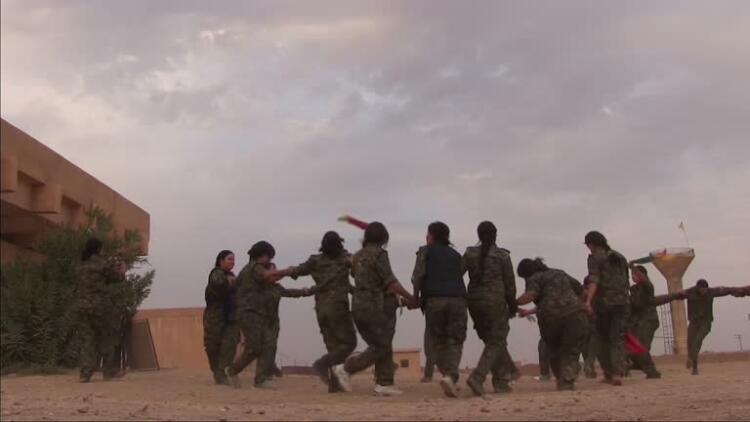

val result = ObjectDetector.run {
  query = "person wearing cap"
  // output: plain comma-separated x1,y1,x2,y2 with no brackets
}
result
659,279,743,375
410,222,468,398
583,231,630,386
224,241,296,388
290,231,357,393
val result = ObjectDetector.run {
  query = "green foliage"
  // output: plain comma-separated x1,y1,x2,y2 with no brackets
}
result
0,206,155,371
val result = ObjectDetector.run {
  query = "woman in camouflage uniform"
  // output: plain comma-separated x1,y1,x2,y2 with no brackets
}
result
203,250,238,385
583,231,630,386
291,231,357,393
626,265,662,379
332,222,416,396
516,258,588,391
463,221,517,396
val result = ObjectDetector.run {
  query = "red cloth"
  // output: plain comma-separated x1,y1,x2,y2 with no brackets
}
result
625,332,647,356
339,215,368,230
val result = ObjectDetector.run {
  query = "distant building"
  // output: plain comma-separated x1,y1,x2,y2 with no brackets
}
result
393,348,422,378
0,118,149,262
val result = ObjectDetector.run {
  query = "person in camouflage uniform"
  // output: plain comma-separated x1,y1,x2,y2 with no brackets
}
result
331,222,417,397
516,258,588,391
583,231,629,386
626,265,662,379
463,221,517,396
291,231,357,393
659,279,746,375
203,250,238,385
259,277,316,385
421,325,436,382
76,238,126,383
411,222,467,398
580,276,598,378
224,241,295,389
537,339,551,381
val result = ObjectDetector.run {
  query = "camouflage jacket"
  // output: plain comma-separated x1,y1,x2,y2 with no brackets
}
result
587,249,630,307
268,284,317,322
351,245,397,314
77,255,121,312
292,251,352,308
235,261,278,318
204,267,237,321
629,280,659,323
524,268,584,323
463,244,516,311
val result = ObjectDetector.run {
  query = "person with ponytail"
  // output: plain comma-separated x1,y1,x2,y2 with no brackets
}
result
77,237,126,383
203,250,238,385
583,230,630,386
410,222,467,398
331,222,417,397
290,231,357,392
462,221,517,396
515,258,588,391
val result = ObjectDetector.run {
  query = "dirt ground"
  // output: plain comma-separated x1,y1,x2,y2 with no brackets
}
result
2,359,749,421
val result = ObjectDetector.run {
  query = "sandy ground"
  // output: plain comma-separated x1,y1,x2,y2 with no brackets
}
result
2,360,749,421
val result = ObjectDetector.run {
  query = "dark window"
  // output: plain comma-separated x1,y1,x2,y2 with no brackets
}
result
400,359,409,368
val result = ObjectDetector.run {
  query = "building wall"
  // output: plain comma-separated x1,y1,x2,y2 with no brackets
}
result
0,118,149,261
393,349,422,378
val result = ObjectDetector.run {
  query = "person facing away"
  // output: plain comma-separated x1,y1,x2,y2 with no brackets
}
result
291,231,357,393
462,221,517,396
331,222,417,397
411,221,468,398
582,230,630,386
626,265,662,379
77,237,126,383
224,241,295,388
659,279,746,375
580,276,598,379
516,258,588,391
260,270,316,387
203,250,238,385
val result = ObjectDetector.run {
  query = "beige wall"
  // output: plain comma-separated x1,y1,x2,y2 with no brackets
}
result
0,118,149,261
393,350,422,378
134,308,208,371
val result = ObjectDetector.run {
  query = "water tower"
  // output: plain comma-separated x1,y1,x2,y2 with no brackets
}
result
632,248,695,355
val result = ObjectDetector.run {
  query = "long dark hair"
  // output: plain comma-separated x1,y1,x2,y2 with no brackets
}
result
517,257,549,279
320,231,345,258
477,221,497,278
363,222,389,247
81,237,103,261
585,230,625,268
248,241,276,260
428,221,451,246
215,250,233,267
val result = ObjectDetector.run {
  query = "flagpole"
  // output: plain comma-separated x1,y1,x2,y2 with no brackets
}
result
679,222,691,247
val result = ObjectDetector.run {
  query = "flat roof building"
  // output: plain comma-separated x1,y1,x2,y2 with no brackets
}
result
0,118,149,262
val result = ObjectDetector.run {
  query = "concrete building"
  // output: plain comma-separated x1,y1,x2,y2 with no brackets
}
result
0,118,149,262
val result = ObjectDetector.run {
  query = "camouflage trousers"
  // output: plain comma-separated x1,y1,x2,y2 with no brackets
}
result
230,310,275,386
468,301,512,387
423,297,467,382
203,307,240,379
540,311,589,386
314,300,357,368
594,304,627,378
345,295,398,386
687,319,712,365
423,323,436,379
581,322,598,376
538,338,550,377
629,318,659,376
78,309,119,379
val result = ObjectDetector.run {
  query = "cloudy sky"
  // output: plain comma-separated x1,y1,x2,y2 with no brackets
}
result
2,0,749,366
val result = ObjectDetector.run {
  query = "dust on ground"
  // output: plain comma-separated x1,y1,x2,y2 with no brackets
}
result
2,359,749,421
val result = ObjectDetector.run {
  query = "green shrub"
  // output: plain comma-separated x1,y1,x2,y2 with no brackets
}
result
0,206,155,371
